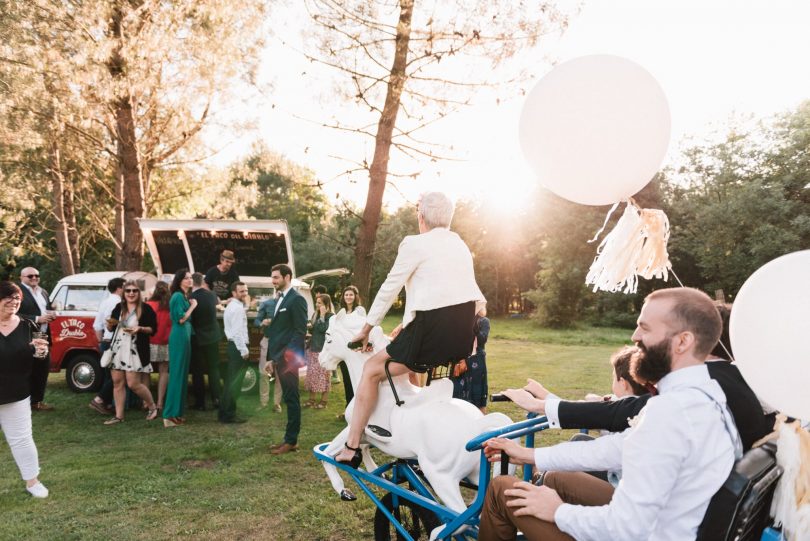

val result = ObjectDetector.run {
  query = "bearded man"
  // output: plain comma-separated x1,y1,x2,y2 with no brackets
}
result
478,287,742,541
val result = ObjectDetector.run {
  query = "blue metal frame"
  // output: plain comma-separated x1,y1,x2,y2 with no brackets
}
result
313,413,549,540
315,413,783,541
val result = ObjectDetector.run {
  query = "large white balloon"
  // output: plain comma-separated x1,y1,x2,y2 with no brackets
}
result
730,250,810,421
519,55,671,206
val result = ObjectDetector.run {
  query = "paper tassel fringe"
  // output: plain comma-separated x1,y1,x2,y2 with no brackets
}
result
770,419,810,540
585,200,672,294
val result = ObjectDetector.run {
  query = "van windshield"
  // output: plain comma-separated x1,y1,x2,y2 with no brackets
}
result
57,286,108,312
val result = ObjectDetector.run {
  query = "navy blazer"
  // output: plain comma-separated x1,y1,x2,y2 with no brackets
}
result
18,284,51,323
265,288,307,363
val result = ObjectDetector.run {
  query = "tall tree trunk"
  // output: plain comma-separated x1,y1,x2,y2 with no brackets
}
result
113,155,125,268
48,137,76,275
109,4,144,271
63,176,80,271
352,0,413,303
114,94,145,270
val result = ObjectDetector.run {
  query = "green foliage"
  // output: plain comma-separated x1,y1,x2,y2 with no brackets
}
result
662,103,810,298
522,192,612,328
523,102,810,325
293,203,420,303
453,201,539,315
1,0,268,271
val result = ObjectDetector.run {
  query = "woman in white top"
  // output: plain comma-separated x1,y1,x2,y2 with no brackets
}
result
335,191,485,467
334,285,365,420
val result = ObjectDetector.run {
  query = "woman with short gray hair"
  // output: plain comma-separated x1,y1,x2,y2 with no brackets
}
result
334,191,486,467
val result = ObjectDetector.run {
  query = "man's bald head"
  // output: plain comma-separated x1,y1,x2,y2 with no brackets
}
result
20,267,41,287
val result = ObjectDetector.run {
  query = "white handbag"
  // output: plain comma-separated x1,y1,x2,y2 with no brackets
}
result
100,347,113,368
100,325,120,368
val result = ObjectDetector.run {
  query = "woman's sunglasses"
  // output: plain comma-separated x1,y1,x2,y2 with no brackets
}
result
124,289,140,294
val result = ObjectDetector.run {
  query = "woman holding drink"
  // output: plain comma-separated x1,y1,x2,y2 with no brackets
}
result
0,281,50,498
104,281,159,425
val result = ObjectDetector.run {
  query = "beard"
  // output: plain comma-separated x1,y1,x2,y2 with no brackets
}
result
631,337,673,386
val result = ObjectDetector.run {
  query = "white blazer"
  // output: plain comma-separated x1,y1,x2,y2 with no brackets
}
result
366,227,486,328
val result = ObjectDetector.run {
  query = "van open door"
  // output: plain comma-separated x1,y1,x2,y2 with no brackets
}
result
138,219,295,281
297,268,351,283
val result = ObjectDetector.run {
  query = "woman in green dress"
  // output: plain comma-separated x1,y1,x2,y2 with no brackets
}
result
163,269,197,427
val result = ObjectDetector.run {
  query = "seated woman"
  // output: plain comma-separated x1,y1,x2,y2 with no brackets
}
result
334,191,486,467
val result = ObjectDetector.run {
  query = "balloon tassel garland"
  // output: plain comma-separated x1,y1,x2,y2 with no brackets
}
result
585,200,672,294
769,416,810,540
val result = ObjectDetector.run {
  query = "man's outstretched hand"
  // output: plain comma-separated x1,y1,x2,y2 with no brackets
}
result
523,378,551,400
502,388,547,415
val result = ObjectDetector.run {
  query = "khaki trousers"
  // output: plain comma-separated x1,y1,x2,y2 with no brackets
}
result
479,472,615,541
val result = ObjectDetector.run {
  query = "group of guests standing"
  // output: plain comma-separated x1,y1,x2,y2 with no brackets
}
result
2,191,493,499
87,271,199,427
87,250,242,427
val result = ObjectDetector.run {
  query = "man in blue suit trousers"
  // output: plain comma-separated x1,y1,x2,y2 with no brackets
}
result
266,264,308,455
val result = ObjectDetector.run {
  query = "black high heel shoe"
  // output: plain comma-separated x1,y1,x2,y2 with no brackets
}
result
337,442,362,469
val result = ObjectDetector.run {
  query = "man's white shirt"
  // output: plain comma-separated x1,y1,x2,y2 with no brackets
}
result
535,364,737,541
93,293,121,341
224,298,249,356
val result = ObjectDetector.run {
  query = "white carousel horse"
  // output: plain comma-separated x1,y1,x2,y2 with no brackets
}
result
318,310,512,519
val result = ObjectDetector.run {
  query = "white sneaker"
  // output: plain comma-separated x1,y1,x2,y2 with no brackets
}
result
26,482,49,498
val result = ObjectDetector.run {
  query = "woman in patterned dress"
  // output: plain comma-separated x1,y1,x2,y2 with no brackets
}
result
104,281,159,425
304,294,333,409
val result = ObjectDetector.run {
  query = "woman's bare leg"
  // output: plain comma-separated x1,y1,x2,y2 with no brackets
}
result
157,362,169,409
126,372,156,409
111,370,126,420
334,350,410,462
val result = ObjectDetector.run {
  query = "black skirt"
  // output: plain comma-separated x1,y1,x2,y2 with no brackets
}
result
386,301,476,372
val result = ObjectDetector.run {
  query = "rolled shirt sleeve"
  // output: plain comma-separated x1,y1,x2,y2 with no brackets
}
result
544,394,562,429
534,431,625,474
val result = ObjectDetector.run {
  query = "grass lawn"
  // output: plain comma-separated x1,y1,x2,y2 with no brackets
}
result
0,317,629,540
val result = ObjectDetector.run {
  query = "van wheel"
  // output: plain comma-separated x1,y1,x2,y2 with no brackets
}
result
66,353,103,393
241,364,259,395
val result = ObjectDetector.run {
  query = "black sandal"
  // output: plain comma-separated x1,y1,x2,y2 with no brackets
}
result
337,443,362,469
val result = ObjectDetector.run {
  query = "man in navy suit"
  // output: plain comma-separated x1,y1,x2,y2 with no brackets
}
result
18,267,56,411
266,264,307,455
